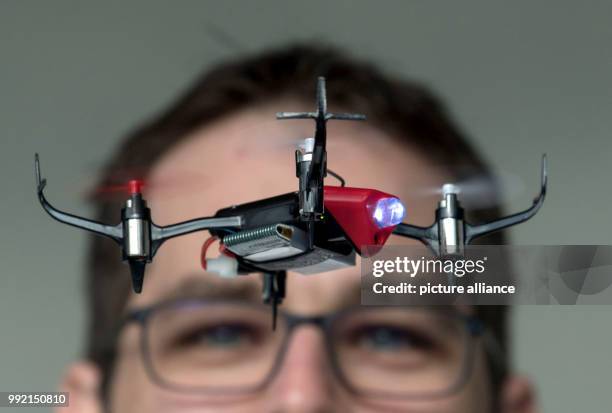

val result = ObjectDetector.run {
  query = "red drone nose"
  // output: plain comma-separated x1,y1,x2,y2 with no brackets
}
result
128,179,144,195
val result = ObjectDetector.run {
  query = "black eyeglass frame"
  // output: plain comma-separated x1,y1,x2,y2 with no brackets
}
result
116,299,489,401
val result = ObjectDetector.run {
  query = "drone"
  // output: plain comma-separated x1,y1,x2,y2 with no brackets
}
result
35,76,547,326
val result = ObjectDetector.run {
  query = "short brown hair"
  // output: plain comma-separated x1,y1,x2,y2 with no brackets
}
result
86,43,509,399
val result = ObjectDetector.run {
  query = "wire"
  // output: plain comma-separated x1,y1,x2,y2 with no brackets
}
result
219,243,236,258
200,236,218,270
327,169,346,187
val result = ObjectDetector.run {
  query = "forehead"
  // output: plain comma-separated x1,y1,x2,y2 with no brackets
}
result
127,103,447,312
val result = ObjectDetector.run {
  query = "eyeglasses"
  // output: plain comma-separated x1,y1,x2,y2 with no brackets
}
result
119,300,486,400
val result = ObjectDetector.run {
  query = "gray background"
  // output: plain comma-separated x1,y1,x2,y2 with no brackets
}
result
1,1,611,411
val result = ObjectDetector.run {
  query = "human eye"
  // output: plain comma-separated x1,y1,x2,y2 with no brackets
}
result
349,324,434,353
178,322,261,350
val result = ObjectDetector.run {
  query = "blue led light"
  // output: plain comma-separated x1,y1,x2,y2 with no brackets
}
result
372,197,406,228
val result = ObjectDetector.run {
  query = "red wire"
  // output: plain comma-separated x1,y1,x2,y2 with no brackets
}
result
219,243,236,258
200,236,219,270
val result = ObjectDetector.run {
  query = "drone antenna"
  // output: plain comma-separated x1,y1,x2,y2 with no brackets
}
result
277,77,365,218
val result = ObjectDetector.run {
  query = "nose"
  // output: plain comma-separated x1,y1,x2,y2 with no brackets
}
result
264,325,343,413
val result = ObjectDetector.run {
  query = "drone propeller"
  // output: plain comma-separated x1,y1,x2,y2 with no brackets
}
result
277,76,365,219
394,154,547,255
407,168,527,209
35,154,243,293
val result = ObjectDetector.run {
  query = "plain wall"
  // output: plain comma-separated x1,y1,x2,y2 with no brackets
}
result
1,1,611,411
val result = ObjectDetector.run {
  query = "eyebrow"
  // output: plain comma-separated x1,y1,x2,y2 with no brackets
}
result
154,274,262,304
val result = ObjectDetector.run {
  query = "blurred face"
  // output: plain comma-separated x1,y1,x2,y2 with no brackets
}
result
59,102,537,413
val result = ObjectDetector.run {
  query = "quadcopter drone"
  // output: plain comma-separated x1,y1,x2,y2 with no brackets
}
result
35,77,547,325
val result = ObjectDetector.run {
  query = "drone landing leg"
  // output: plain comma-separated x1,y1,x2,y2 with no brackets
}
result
128,259,147,293
262,271,286,330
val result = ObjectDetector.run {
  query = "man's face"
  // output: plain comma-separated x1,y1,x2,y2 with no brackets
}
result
60,103,536,413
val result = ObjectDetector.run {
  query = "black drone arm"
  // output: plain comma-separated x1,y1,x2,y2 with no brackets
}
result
35,154,123,243
152,216,243,241
393,222,440,252
465,154,547,243
150,216,242,255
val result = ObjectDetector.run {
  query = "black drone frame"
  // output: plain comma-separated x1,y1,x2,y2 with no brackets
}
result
35,75,548,328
